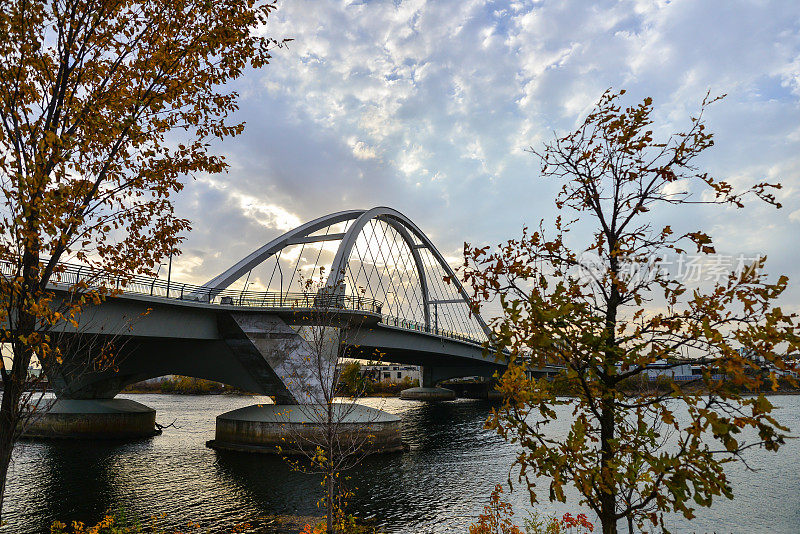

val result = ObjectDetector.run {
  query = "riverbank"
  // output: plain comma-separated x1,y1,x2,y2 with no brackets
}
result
50,512,335,534
122,376,246,395
544,373,800,397
121,375,413,397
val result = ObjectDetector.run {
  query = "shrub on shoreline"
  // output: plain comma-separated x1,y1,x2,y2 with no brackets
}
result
123,376,246,395
337,371,419,397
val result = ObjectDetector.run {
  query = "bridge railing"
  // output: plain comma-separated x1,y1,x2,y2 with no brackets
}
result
0,259,383,314
381,314,485,346
2,259,487,346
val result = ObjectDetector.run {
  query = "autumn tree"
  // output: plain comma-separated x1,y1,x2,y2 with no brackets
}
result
463,90,799,533
279,276,391,534
339,360,370,397
0,0,286,519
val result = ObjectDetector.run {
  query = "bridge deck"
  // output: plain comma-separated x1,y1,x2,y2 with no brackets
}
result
18,260,488,348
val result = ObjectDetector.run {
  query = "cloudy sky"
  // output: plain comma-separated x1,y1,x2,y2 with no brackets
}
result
170,0,800,313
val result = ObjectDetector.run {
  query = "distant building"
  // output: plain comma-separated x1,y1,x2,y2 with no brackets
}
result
738,347,798,378
644,359,694,380
608,358,712,381
360,364,420,383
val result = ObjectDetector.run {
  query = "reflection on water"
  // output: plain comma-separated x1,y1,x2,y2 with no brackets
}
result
2,394,799,533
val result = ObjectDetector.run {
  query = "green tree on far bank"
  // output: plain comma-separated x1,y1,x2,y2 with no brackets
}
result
339,361,370,397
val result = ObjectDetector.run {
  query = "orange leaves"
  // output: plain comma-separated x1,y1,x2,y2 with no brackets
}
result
685,231,715,254
0,0,289,288
462,85,799,534
560,513,594,533
0,3,288,508
300,523,325,534
468,485,524,534
469,488,594,534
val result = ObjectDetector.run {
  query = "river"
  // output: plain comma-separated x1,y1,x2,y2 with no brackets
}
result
1,394,798,533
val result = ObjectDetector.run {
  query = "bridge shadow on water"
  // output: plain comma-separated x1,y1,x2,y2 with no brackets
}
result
8,437,161,531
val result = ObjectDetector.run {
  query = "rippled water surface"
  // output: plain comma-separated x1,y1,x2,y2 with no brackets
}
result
2,394,799,533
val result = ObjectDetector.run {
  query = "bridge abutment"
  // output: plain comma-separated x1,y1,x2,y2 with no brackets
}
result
22,399,157,440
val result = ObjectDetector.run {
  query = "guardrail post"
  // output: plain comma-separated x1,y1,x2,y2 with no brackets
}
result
180,284,185,300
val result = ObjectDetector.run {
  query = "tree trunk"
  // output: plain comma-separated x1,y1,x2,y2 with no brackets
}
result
0,250,40,521
599,396,617,534
600,250,620,534
0,383,20,520
326,401,334,533
0,340,33,521
327,470,335,533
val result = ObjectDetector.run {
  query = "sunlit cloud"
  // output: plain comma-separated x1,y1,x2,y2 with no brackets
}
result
168,0,800,315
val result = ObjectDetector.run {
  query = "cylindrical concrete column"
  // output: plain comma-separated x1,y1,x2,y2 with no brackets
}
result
399,386,456,401
420,365,434,388
400,366,455,401
23,399,157,440
207,403,404,454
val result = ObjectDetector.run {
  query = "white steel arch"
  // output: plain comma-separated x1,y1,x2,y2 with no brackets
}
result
196,209,362,299
199,207,491,340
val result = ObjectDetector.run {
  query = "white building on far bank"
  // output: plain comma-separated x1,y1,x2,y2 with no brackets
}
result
360,364,420,383
644,360,694,380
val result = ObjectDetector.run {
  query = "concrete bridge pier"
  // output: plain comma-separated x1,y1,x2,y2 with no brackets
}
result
207,403,403,454
23,398,158,440
207,317,404,454
444,380,503,400
400,366,456,401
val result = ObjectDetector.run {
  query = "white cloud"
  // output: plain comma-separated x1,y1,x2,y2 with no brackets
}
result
397,144,430,177
170,0,800,313
661,179,690,198
349,139,379,160
197,177,301,232
240,198,301,232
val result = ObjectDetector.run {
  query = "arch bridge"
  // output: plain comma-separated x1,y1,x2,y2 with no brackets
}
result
44,207,539,404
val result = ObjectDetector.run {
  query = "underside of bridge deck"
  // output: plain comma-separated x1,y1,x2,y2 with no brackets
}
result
46,297,501,401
